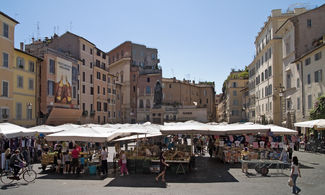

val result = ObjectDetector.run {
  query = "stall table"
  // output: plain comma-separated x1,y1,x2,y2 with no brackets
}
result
151,158,191,174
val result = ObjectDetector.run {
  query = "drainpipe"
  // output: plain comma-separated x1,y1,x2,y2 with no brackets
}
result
299,60,305,118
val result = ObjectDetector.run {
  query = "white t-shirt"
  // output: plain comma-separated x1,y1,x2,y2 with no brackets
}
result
291,164,299,175
101,150,108,161
121,153,127,164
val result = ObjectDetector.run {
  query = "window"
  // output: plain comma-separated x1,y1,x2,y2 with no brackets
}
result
121,50,124,57
108,111,110,118
16,57,25,69
133,86,136,92
261,72,264,81
139,99,144,108
108,98,111,104
297,78,300,88
72,67,78,81
2,81,8,97
147,78,150,83
17,76,23,88
90,87,94,95
169,84,172,88
90,62,93,68
73,86,76,98
146,86,151,94
315,52,322,61
152,53,155,60
103,116,106,123
307,19,312,28
48,81,54,96
315,70,322,82
146,99,151,108
49,59,55,74
233,99,238,105
97,72,101,79
307,74,311,84
103,103,107,112
108,88,111,94
82,85,85,94
113,89,116,94
27,107,32,120
308,95,312,109
82,103,85,111
233,90,237,96
28,79,34,90
98,116,100,124
265,69,268,79
82,72,85,82
97,86,100,94
3,22,9,38
82,44,85,51
90,74,93,84
103,74,106,81
2,52,8,68
0,108,10,120
97,102,101,111
16,103,22,120
232,82,237,88
305,57,311,66
287,99,292,110
297,97,300,110
90,104,93,112
108,77,110,83
97,49,101,57
103,87,105,95
90,49,93,55
82,59,85,65
286,74,291,89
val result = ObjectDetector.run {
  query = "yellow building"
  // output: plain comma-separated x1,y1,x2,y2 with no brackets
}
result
0,12,18,123
12,48,41,127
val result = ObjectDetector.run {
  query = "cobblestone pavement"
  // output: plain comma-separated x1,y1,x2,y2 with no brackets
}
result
1,150,324,195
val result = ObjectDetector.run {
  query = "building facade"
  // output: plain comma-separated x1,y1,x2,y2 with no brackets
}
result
12,48,40,127
224,71,248,123
248,9,304,125
276,5,325,128
0,12,18,123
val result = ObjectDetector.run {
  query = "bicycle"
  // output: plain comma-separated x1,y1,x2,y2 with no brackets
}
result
0,164,37,185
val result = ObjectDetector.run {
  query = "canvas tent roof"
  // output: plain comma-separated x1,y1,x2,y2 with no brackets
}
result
0,123,36,138
266,125,298,135
29,125,63,134
294,119,325,130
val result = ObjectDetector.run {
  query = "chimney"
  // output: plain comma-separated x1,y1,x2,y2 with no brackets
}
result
271,9,282,17
294,8,307,15
20,42,24,51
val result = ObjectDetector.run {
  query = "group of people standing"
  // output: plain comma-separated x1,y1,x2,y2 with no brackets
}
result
54,145,83,174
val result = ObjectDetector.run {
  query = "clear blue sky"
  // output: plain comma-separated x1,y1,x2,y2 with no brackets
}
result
2,0,324,93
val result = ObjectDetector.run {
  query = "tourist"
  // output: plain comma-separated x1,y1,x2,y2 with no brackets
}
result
71,146,80,174
279,148,288,163
288,145,293,162
241,147,250,174
155,151,169,182
120,150,129,176
63,150,71,174
80,154,85,173
290,156,301,194
56,148,63,174
101,147,108,175
4,148,11,171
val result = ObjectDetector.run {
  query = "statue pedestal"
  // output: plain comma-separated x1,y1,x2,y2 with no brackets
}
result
151,107,164,124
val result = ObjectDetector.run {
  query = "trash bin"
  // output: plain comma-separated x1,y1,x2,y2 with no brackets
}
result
89,165,97,175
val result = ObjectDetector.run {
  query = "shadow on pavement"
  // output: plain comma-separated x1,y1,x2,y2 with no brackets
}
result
37,173,110,180
105,157,238,188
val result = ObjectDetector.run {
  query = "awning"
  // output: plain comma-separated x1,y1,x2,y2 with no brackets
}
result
265,124,298,135
294,119,325,129
46,108,82,125
0,123,36,138
29,125,63,135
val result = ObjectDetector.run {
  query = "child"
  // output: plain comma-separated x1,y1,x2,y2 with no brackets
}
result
63,150,71,174
80,155,85,173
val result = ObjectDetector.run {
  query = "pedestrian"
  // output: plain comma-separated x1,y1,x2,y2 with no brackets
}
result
9,149,24,180
80,154,85,173
241,147,250,174
120,150,129,176
71,146,80,174
63,150,71,174
56,148,63,174
288,145,293,162
4,148,11,171
155,151,169,183
101,147,108,175
290,156,301,194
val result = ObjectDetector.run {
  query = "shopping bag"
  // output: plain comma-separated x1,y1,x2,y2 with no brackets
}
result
288,177,293,187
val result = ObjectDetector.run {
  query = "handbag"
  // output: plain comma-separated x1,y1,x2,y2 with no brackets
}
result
288,177,293,187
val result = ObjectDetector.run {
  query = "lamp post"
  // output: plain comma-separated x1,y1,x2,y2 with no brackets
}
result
275,84,285,125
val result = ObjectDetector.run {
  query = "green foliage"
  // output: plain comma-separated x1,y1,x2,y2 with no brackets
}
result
310,95,325,120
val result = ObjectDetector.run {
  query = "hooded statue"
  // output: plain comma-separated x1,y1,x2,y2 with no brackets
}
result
153,81,162,108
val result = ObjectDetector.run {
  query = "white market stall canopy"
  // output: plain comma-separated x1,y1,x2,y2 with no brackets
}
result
45,126,117,142
210,123,270,135
294,119,325,130
0,123,36,138
161,121,211,134
114,132,163,142
265,125,298,135
29,125,63,135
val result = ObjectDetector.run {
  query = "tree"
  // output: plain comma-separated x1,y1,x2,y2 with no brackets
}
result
310,95,325,120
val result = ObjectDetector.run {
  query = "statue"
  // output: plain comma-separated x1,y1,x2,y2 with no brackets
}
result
153,81,162,108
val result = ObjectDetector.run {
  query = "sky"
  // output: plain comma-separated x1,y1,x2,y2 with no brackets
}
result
2,0,325,93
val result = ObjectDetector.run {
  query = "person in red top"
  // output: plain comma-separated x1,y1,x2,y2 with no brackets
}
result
71,146,80,174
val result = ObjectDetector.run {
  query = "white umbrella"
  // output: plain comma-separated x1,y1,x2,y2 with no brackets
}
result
265,124,298,135
29,125,63,135
209,123,270,135
0,123,36,138
294,119,325,128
